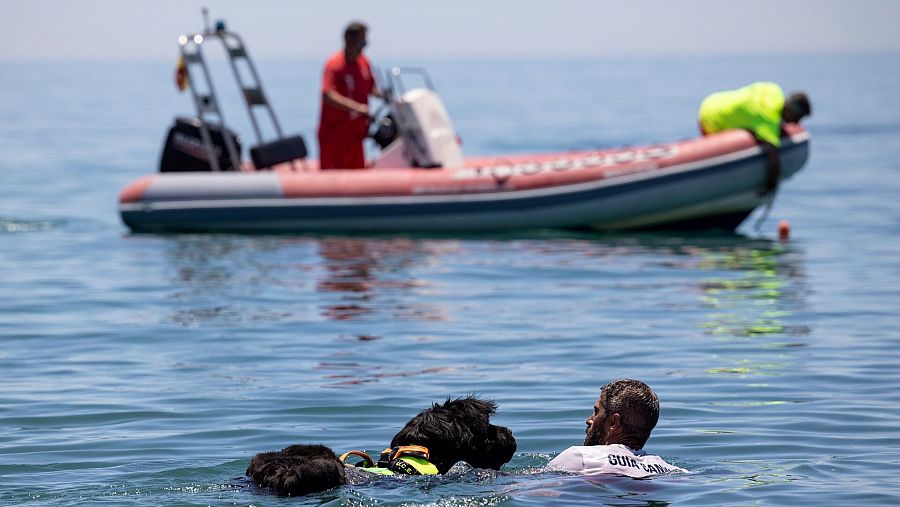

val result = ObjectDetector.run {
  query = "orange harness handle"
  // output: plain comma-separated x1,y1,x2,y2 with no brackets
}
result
384,445,430,461
338,450,375,467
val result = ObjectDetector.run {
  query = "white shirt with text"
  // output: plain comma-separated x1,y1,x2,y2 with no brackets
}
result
547,444,687,478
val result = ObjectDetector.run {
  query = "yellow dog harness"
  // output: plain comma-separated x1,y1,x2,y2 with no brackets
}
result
339,445,439,476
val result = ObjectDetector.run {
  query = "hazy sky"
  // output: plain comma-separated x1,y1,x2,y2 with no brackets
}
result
2,0,899,61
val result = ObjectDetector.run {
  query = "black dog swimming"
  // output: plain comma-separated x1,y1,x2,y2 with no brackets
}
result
247,396,517,496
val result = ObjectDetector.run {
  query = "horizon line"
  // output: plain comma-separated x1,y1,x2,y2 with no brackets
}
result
2,48,898,65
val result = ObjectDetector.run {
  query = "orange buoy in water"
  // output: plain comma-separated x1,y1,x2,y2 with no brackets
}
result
778,220,790,240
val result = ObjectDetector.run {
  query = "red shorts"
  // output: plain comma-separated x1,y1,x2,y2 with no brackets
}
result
318,130,366,170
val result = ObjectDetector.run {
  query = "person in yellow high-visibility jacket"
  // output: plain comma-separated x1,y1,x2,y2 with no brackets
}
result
698,82,811,195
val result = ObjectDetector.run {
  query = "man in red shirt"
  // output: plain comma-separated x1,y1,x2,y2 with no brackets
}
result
317,22,380,169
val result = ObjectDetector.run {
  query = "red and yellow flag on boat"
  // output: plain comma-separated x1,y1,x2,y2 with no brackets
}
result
174,56,188,91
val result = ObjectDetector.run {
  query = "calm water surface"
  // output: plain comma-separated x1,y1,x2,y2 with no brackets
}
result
1,54,899,505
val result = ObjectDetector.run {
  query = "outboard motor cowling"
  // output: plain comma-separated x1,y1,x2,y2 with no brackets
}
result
159,117,241,172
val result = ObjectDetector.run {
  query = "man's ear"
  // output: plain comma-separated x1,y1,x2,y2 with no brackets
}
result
606,413,622,434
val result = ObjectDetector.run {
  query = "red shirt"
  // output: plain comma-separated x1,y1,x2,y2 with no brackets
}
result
318,51,375,140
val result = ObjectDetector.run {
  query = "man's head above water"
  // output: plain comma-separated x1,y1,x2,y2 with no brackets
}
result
584,379,660,450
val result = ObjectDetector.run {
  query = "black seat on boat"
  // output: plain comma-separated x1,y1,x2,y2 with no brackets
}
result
250,135,308,170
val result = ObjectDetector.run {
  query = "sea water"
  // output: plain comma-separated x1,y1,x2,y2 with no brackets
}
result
1,54,899,506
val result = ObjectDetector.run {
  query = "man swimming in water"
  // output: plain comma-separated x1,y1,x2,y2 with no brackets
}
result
547,379,687,477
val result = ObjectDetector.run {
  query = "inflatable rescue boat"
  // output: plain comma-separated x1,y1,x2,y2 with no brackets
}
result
119,20,810,233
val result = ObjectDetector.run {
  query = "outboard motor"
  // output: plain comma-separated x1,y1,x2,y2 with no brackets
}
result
159,117,241,172
162,15,306,173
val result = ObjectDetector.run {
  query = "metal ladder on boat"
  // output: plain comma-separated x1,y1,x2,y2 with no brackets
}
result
177,10,306,171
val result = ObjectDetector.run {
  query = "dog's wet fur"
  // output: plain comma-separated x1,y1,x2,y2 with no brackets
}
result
246,396,516,496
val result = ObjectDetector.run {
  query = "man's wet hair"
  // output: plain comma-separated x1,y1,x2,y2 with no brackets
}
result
602,379,660,449
786,92,812,119
344,21,368,43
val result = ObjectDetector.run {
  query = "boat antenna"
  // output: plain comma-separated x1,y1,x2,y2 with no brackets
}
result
202,7,211,33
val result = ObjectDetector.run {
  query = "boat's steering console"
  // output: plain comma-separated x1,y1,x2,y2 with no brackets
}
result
373,68,465,169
